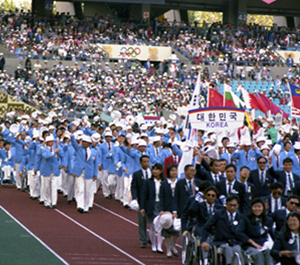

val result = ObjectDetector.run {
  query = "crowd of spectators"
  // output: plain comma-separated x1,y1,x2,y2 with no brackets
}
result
0,9,299,67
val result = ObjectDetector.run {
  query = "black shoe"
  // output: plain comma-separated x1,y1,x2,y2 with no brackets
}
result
39,201,44,204
30,196,33,199
140,244,147,248
63,195,67,198
157,250,164,254
108,194,113,199
17,188,21,190
58,190,63,194
167,255,172,258
32,197,38,200
52,205,57,209
116,199,121,202
105,196,110,199
67,200,72,205
45,205,51,209
77,208,84,213
171,249,179,257
124,205,130,209
89,207,92,210
83,211,89,213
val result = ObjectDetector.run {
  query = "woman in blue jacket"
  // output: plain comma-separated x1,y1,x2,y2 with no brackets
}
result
140,163,164,253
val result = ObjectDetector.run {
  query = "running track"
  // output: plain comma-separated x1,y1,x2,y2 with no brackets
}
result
0,186,182,265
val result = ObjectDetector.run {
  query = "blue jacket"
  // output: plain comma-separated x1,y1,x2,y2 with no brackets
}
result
0,148,15,168
40,145,64,177
70,135,98,179
100,141,114,170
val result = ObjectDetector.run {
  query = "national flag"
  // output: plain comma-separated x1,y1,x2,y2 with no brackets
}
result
291,106,300,117
143,116,160,125
258,92,289,118
224,83,236,108
208,87,223,107
224,83,246,109
288,83,300,110
241,89,267,115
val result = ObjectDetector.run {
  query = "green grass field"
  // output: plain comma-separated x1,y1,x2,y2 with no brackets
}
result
0,206,67,265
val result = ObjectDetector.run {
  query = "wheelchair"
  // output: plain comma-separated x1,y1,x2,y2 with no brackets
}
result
0,168,16,186
184,232,204,265
207,245,254,265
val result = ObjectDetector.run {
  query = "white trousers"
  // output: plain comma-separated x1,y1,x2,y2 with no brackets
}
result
30,170,40,198
41,174,58,207
60,169,68,195
93,170,102,194
14,163,21,188
115,175,124,201
101,169,110,197
108,173,117,196
67,173,75,201
123,175,132,206
2,165,13,180
75,171,94,211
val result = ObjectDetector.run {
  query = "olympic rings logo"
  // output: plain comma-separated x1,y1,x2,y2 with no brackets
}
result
120,47,141,58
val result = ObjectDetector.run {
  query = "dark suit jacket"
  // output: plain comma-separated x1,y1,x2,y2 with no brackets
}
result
131,169,147,204
271,231,299,265
188,200,224,236
202,208,248,245
181,195,197,232
248,169,274,198
271,209,288,234
239,215,274,249
195,162,225,185
163,155,181,177
292,180,300,197
261,195,287,214
215,180,249,214
159,179,175,213
140,178,159,215
269,167,300,195
173,178,200,218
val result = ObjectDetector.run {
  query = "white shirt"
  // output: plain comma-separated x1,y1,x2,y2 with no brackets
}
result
227,210,236,221
285,171,294,195
142,169,151,180
154,178,161,202
226,180,235,194
167,178,177,197
271,197,281,212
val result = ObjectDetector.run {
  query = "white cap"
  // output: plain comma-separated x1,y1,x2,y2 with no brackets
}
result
256,137,266,143
227,142,235,148
260,144,270,151
49,125,55,130
153,136,161,143
140,133,148,138
294,141,300,150
204,138,212,145
140,124,148,130
45,135,55,142
105,131,112,137
91,133,101,142
138,140,147,147
82,135,92,143
131,138,139,145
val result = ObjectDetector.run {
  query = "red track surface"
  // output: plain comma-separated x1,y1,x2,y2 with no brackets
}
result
0,186,182,265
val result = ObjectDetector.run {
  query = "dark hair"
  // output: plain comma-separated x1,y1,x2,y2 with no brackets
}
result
284,212,300,241
283,141,292,147
219,158,227,164
225,164,236,172
271,182,284,191
3,141,11,147
198,181,212,192
287,194,300,202
151,163,164,181
209,159,219,167
239,166,250,172
204,186,219,196
226,194,239,204
184,164,194,172
140,155,149,163
42,130,50,138
283,157,293,165
246,198,267,225
257,156,267,163
166,164,177,178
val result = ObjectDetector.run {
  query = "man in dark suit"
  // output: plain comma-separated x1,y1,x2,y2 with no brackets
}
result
173,164,201,219
216,164,249,214
131,155,151,248
262,182,287,214
196,156,226,185
238,166,255,205
202,195,248,264
0,53,5,71
248,156,274,198
271,195,300,236
269,157,300,197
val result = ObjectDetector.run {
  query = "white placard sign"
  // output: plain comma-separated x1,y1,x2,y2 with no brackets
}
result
274,111,283,129
188,107,245,131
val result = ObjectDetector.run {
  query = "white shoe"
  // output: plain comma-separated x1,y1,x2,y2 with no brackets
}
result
151,245,157,252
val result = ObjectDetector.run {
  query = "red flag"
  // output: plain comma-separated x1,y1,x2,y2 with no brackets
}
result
207,88,223,107
248,92,268,115
258,92,289,118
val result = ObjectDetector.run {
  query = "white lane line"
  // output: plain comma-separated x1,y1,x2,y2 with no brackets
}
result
93,202,182,249
55,209,146,265
0,205,69,265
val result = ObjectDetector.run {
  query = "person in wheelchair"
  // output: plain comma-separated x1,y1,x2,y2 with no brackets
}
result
271,212,300,265
239,198,274,265
201,195,247,265
0,141,15,184
188,185,224,237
